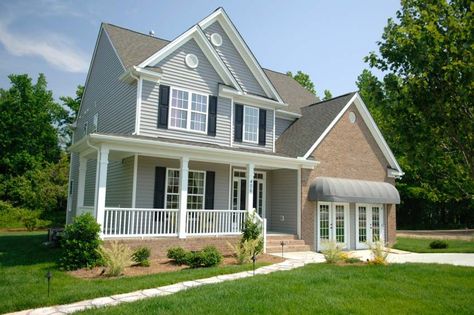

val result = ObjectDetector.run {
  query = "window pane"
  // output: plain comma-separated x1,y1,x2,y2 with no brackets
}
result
171,89,188,109
244,106,259,142
190,112,206,132
187,171,205,210
170,108,187,129
166,169,180,209
191,94,207,113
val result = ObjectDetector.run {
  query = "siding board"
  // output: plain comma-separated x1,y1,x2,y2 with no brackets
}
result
275,117,294,139
269,169,297,234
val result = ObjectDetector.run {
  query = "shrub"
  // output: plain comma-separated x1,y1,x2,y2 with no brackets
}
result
369,241,389,265
345,257,363,264
59,213,102,270
21,211,50,231
321,241,344,263
132,247,151,267
98,241,134,276
185,246,222,268
430,240,448,249
228,238,262,264
167,246,188,265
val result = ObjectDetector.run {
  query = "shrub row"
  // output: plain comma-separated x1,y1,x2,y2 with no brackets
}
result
167,246,222,268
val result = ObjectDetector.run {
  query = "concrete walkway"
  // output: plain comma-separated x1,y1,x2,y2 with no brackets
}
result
7,258,319,315
279,250,474,267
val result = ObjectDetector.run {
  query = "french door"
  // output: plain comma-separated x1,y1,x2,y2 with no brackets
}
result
317,202,349,250
356,204,384,249
232,170,265,217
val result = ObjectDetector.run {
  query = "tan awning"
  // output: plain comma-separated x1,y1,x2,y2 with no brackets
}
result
308,177,400,204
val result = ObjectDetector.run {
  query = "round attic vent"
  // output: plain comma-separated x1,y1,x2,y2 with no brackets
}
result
349,111,357,123
210,33,223,47
185,53,199,69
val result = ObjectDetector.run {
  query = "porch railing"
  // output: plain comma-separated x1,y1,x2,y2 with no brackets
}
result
103,208,179,237
186,210,247,235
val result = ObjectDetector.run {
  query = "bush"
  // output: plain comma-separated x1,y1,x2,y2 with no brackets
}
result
228,238,262,264
167,246,222,268
369,241,389,265
21,211,50,231
132,247,151,267
430,240,448,249
345,257,363,264
98,241,134,276
321,241,344,263
167,247,188,265
59,213,102,270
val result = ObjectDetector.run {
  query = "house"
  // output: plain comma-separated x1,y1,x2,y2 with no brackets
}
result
67,7,403,254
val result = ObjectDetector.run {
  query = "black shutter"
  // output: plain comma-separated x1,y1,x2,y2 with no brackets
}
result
234,104,243,142
258,108,266,145
157,85,170,129
207,96,217,136
205,171,215,209
153,167,166,208
240,179,246,210
253,180,257,210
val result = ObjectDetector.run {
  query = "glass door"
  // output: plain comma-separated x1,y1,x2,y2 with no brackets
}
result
232,170,265,217
356,204,384,249
317,202,349,250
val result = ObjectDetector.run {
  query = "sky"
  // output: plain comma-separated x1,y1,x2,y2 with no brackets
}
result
0,0,401,100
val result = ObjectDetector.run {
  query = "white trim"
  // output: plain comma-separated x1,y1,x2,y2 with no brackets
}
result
198,8,284,103
168,86,209,134
296,168,301,238
228,164,232,209
166,167,206,210
232,168,266,217
131,154,138,207
134,77,143,135
242,105,259,144
230,98,234,147
275,110,302,119
219,85,286,110
272,109,276,152
138,25,241,91
302,93,403,176
316,201,349,251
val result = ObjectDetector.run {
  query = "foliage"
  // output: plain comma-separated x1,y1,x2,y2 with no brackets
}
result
228,238,262,264
323,89,333,100
429,240,449,249
59,85,84,148
132,246,151,267
98,241,134,276
287,70,317,95
359,0,474,229
0,201,50,230
59,213,102,270
321,241,344,264
368,241,389,265
241,212,263,254
167,246,188,265
21,210,51,231
345,257,363,264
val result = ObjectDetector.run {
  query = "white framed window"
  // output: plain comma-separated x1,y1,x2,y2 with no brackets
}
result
165,168,206,210
169,87,208,133
243,105,259,143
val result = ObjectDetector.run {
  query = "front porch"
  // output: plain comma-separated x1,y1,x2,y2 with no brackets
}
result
69,134,317,249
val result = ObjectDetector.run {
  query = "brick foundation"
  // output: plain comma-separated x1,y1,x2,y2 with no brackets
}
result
105,236,241,258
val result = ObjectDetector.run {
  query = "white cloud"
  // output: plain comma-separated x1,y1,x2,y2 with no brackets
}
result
0,22,89,73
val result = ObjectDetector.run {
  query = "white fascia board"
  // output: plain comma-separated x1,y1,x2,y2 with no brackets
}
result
78,134,318,170
219,85,287,110
303,93,358,159
199,8,284,103
353,94,403,174
120,66,162,84
137,25,241,91
275,110,301,119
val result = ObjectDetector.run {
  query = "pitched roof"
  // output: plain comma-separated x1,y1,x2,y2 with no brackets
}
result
263,69,319,114
102,23,170,69
276,92,357,157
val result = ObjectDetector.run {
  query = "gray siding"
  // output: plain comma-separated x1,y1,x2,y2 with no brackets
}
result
136,156,230,209
232,108,274,151
67,153,80,224
275,117,294,139
83,160,97,207
204,21,266,97
73,29,136,143
269,169,297,234
105,157,134,208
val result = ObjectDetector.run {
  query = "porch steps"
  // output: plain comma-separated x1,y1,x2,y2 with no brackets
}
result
266,234,311,253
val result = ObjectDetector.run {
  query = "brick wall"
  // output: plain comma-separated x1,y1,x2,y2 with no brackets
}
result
300,103,397,250
106,236,241,258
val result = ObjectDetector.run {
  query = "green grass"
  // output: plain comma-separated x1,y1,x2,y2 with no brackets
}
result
79,263,474,315
394,237,474,253
0,232,265,313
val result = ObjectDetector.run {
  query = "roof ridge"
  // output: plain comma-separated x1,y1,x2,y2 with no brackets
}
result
304,91,357,108
102,22,171,43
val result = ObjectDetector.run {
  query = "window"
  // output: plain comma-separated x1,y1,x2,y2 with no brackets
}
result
165,169,206,210
243,106,259,143
91,113,98,132
169,87,208,133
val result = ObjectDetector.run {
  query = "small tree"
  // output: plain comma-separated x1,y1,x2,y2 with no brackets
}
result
60,213,102,270
230,212,263,264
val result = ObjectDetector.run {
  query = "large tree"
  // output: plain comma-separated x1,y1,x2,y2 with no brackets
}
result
360,0,474,228
59,85,84,148
287,71,317,95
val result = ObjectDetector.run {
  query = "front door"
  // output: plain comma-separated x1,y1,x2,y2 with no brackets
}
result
232,170,265,217
317,202,349,250
356,204,384,249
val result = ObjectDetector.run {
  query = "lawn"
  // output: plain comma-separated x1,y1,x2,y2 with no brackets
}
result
394,237,474,253
79,263,474,315
0,232,266,313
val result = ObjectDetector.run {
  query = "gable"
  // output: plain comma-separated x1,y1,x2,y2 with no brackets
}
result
203,21,266,97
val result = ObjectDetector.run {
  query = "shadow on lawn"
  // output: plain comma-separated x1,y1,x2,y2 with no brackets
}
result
0,232,61,267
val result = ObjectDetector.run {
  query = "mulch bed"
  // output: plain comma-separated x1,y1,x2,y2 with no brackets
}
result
69,254,284,279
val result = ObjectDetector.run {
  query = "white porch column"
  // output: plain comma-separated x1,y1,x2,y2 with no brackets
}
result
178,156,189,239
246,163,255,211
76,157,87,211
297,167,302,239
95,146,109,234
